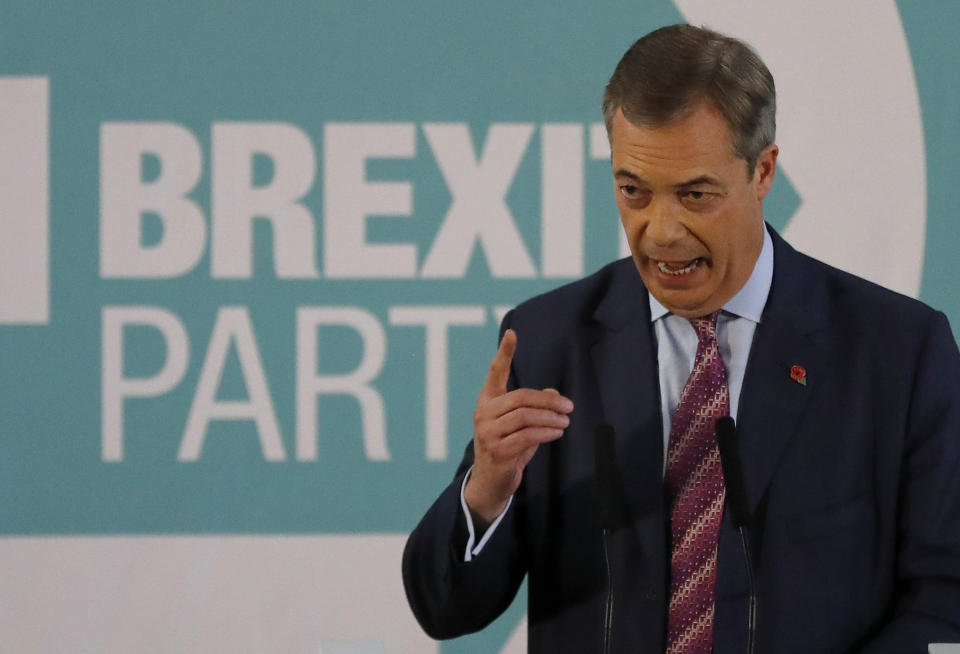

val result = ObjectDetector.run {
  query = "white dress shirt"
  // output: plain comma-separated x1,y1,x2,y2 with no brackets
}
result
462,228,775,561
652,227,774,458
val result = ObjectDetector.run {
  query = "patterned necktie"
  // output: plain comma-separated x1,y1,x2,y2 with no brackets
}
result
664,311,729,654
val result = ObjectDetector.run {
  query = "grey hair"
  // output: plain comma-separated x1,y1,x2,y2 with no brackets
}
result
602,24,776,175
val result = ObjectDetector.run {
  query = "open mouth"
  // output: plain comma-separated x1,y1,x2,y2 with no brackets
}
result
656,258,702,276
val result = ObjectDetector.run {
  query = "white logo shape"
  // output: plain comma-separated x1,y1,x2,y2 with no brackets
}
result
0,76,50,324
674,0,926,297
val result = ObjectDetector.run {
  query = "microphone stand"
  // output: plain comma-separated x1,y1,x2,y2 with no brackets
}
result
737,523,757,654
717,416,757,654
602,525,614,654
595,423,625,654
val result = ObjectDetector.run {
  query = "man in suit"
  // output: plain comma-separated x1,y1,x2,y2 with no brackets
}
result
402,24,960,653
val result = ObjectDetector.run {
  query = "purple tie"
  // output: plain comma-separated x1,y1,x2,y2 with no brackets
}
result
664,311,729,654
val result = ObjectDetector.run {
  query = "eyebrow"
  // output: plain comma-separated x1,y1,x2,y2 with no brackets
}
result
613,169,724,189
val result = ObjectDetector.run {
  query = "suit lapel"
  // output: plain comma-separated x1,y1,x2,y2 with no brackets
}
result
736,230,832,516
589,262,665,534
585,230,833,529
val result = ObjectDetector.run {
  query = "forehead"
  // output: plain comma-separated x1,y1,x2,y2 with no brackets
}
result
610,103,739,181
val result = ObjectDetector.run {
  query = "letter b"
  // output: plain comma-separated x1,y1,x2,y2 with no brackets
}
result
100,122,205,278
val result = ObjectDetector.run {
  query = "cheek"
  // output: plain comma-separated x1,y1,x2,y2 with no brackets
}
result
617,208,639,233
619,202,648,222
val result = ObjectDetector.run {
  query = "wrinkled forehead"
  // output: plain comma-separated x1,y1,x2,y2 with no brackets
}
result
610,105,743,183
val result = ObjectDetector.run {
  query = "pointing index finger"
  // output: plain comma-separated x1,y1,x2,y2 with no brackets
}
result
480,329,517,399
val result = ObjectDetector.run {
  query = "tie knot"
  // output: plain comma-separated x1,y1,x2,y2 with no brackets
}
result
690,310,721,343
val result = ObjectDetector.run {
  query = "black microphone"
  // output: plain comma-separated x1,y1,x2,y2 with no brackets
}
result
716,416,758,654
595,423,626,529
717,416,750,529
594,423,625,654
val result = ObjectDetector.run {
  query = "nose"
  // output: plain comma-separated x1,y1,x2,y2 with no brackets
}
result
645,198,686,247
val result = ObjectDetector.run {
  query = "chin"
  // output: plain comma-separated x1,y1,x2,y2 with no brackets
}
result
653,290,714,318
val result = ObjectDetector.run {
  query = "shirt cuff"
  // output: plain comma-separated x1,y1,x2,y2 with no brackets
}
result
459,466,514,562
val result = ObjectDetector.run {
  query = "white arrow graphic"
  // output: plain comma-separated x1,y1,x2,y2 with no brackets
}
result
673,0,926,297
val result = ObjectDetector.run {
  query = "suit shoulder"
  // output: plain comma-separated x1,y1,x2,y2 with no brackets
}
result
806,251,931,311
508,258,639,329
499,259,642,385
793,249,941,332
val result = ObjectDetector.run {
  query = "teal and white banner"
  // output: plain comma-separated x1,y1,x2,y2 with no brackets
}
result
2,1,958,651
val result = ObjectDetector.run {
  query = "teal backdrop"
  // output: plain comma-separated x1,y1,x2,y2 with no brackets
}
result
1,2,958,652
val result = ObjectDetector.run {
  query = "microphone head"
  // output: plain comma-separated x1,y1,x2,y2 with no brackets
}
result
595,423,627,530
716,415,736,439
716,416,751,529
595,423,615,468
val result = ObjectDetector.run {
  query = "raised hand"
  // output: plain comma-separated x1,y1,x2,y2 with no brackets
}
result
464,329,574,529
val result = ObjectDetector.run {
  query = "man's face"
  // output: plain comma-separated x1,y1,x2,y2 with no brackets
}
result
610,101,777,318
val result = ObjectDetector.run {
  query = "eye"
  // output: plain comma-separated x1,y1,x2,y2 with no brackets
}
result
619,184,639,199
681,189,719,208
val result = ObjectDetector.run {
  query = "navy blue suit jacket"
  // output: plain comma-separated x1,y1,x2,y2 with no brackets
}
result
403,228,960,653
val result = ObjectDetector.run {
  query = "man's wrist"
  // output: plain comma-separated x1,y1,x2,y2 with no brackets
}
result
460,467,514,562
463,476,509,530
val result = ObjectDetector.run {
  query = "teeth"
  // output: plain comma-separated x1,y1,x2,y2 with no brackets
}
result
658,259,699,276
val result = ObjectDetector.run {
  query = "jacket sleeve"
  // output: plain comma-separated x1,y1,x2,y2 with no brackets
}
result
401,313,528,640
859,311,960,651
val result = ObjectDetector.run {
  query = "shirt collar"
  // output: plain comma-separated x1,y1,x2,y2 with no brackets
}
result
648,225,774,323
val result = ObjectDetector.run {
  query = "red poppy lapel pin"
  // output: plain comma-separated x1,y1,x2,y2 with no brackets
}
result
790,364,807,386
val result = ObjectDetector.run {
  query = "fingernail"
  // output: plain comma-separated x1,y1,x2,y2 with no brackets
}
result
560,398,574,412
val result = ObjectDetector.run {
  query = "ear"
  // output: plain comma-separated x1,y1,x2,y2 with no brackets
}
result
754,143,779,201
